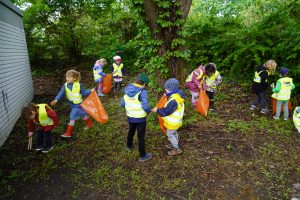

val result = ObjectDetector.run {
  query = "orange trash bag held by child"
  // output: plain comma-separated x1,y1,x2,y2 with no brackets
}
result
196,89,210,116
81,90,108,124
272,98,292,114
102,74,112,94
156,94,168,134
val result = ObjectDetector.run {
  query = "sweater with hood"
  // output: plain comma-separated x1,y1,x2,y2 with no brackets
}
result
157,89,186,117
252,65,270,94
120,83,151,123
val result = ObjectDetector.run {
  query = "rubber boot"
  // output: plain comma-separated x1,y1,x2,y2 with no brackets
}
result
84,118,93,129
97,89,104,97
61,125,73,138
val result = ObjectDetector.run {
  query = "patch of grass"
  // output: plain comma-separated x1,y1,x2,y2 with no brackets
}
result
224,119,253,134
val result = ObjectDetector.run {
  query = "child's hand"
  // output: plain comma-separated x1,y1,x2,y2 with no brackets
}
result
28,132,33,137
271,83,275,88
51,100,58,106
91,88,95,92
151,107,157,113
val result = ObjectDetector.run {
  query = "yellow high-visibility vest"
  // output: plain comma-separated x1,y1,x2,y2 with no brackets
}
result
36,104,54,126
65,82,83,104
272,77,293,100
253,70,270,83
186,69,204,82
293,107,300,129
205,70,220,89
124,91,147,118
112,63,123,77
93,68,103,81
162,94,185,130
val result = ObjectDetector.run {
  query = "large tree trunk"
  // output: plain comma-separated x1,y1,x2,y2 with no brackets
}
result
136,0,192,85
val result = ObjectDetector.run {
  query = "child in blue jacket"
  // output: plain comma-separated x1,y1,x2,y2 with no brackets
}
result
152,78,186,156
51,70,94,137
121,73,152,162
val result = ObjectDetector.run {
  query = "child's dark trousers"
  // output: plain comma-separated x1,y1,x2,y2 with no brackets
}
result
37,130,52,149
127,121,146,157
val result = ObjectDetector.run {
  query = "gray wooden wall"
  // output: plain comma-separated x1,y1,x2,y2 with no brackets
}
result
0,0,33,146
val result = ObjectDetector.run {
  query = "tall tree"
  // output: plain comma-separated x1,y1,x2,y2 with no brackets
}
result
133,0,192,85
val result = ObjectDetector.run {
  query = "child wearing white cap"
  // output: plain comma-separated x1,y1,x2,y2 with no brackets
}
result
111,55,125,93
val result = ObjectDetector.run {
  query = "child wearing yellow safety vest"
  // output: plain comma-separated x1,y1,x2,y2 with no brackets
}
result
111,55,125,93
293,107,300,133
22,103,59,153
93,58,107,97
120,73,152,162
152,78,186,156
51,70,95,138
272,68,295,120
185,65,206,107
205,63,222,111
251,60,277,114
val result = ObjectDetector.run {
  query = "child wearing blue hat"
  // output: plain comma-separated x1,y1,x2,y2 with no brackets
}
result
271,68,295,120
152,78,186,156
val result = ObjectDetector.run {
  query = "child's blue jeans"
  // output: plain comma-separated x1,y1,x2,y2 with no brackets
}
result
167,129,179,149
252,92,267,109
275,100,289,119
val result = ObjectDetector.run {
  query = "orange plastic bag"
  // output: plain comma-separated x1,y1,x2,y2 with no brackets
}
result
155,94,168,134
81,90,108,124
196,89,210,116
102,74,112,94
272,98,292,114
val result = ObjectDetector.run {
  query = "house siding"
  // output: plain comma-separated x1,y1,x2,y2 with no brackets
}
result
0,0,33,146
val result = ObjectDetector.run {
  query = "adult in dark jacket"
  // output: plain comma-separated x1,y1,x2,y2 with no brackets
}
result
251,60,277,113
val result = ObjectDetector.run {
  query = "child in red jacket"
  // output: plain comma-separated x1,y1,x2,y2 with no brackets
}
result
22,103,59,153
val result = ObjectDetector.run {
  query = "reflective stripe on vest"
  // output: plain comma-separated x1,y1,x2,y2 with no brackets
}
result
93,67,103,81
293,107,300,129
124,91,147,118
112,63,123,77
65,82,83,104
36,104,54,126
205,70,220,89
162,94,184,130
253,70,270,83
272,77,293,100
186,68,204,82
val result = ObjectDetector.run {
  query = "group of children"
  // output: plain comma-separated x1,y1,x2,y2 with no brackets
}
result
21,58,299,161
93,56,125,96
250,59,299,121
185,63,222,111
22,69,95,153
